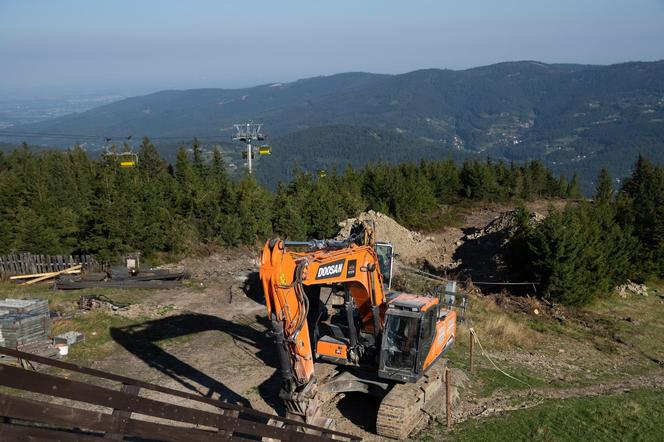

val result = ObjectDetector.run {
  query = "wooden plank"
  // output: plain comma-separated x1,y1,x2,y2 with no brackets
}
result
0,347,357,440
11,265,81,280
0,365,318,441
0,422,103,442
104,383,140,440
0,393,223,442
20,265,82,285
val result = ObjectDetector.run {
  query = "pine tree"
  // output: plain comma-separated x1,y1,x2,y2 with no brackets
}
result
272,184,308,239
594,168,613,204
567,173,582,199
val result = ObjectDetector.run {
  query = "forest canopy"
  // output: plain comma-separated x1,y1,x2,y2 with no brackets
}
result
0,138,573,261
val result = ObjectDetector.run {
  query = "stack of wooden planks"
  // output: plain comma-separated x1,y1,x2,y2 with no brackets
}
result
9,265,81,286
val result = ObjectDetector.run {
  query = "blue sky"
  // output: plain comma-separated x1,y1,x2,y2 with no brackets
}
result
1,0,663,97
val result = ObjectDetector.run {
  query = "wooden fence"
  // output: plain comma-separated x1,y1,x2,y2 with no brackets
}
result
0,253,102,279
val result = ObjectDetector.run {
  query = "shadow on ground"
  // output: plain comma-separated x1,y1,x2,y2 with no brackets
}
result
336,392,380,433
242,271,265,305
110,312,284,412
452,228,534,296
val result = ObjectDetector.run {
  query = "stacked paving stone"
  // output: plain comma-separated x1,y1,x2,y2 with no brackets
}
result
0,299,51,349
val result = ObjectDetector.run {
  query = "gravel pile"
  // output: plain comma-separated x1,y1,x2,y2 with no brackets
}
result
337,211,437,265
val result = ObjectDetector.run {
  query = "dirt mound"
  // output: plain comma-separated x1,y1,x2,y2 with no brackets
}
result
337,210,438,265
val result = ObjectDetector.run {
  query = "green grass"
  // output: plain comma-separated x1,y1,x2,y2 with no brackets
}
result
52,311,147,362
419,389,664,442
0,282,158,362
0,282,152,312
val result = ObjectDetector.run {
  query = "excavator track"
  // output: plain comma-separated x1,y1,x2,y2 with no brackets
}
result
376,361,447,440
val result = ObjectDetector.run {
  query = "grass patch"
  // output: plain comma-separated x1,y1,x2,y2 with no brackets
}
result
464,296,540,350
52,311,147,362
419,388,664,441
0,282,153,312
0,282,160,362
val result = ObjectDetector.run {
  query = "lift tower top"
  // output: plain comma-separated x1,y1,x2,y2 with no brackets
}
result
232,122,265,174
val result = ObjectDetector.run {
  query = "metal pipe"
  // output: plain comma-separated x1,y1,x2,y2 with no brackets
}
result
271,316,293,383
283,240,348,250
344,289,358,350
366,266,383,338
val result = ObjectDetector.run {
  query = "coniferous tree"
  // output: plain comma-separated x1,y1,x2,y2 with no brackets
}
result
567,173,582,199
594,168,613,204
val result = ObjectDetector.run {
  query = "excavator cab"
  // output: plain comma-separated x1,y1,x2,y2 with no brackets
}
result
378,295,455,383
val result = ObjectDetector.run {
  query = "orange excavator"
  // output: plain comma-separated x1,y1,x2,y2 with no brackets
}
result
259,224,457,439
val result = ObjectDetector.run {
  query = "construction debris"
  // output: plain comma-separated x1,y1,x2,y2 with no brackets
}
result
55,267,189,290
56,279,184,290
616,280,649,298
77,294,129,311
53,331,85,346
10,265,81,285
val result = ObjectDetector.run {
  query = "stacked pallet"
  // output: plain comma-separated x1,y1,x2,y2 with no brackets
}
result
0,299,51,350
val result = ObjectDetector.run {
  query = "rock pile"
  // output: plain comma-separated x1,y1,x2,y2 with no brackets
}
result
616,280,649,298
464,210,544,244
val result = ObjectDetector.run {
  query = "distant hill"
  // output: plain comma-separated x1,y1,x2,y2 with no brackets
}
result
4,60,664,188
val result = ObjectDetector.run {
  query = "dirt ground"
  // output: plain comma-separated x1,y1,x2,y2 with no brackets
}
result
93,246,395,439
17,198,662,441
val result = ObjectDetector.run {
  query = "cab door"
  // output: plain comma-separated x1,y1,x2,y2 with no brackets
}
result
374,242,393,289
416,306,437,372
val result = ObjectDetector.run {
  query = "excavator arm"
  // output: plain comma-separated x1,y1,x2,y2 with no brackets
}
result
260,239,386,422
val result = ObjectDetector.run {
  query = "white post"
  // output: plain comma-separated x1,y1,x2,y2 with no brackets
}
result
247,140,252,173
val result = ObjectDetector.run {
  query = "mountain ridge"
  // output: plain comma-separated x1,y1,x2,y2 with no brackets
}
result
3,60,664,188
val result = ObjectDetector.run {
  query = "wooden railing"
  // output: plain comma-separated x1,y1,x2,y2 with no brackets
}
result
0,346,360,441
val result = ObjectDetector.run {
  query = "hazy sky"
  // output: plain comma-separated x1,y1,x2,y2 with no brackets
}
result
1,0,663,98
